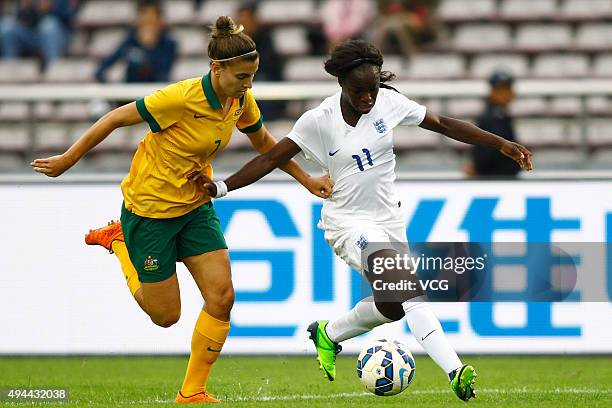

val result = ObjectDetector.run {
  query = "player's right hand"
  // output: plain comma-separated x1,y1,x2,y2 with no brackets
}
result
187,170,217,196
30,154,75,177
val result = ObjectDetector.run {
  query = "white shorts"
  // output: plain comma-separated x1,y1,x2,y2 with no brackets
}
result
321,220,408,276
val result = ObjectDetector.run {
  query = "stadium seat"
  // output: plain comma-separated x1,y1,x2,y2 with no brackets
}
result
515,24,573,52
172,28,208,57
470,54,530,79
593,54,612,77
171,58,209,82
0,59,40,83
531,148,584,167
559,0,612,20
453,24,511,52
575,24,612,51
510,98,548,117
33,123,70,152
90,126,130,152
44,59,97,83
87,152,134,171
587,96,612,114
438,0,497,22
515,119,576,146
56,102,91,121
89,29,126,58
393,126,441,150
0,125,30,152
77,0,136,26
406,54,465,79
396,149,461,170
198,0,239,24
162,0,195,25
0,103,29,121
499,0,558,20
446,98,484,118
284,57,329,80
34,102,55,120
532,54,590,78
257,0,317,24
588,119,612,146
272,26,310,57
549,97,583,116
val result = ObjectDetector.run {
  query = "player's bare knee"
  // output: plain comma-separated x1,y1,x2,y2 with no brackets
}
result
150,309,181,328
217,286,235,313
374,301,405,321
207,286,234,314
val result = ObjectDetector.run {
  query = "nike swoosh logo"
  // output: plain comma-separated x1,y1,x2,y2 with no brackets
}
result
421,329,436,342
207,346,222,352
329,149,340,156
193,114,207,119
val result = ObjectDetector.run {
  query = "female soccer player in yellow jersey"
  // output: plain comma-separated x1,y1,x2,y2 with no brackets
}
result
31,15,332,404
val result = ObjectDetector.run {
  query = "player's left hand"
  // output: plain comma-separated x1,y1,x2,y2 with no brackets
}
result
306,175,334,199
500,141,533,171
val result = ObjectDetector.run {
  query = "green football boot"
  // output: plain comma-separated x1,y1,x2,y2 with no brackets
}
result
307,320,342,381
450,364,477,401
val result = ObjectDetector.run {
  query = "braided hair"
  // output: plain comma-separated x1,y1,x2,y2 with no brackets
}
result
324,40,399,92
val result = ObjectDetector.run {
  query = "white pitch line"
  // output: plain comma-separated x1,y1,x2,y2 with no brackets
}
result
105,388,611,405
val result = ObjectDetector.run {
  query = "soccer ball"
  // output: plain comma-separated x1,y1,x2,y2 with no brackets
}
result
356,339,415,396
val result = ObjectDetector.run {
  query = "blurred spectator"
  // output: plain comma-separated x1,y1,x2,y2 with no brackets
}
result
237,0,285,120
370,0,440,59
0,0,80,65
465,69,521,179
95,0,176,83
321,0,374,51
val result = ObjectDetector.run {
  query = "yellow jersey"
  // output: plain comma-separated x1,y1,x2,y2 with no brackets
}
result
121,72,262,218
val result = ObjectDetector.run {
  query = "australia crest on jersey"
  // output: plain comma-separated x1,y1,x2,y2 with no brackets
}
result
373,118,387,134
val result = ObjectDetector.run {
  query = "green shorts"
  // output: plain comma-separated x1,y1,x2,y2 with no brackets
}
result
120,202,228,283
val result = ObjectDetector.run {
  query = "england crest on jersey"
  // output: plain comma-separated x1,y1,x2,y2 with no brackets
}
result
373,118,387,134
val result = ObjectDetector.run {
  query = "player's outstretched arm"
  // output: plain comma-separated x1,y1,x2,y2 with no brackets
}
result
419,111,533,171
190,137,305,198
30,102,143,177
246,125,333,199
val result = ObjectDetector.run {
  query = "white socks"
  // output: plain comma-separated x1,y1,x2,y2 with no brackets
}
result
402,300,462,375
324,296,463,377
326,297,392,343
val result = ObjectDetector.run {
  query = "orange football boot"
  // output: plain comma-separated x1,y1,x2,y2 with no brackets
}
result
84,220,124,253
175,391,220,404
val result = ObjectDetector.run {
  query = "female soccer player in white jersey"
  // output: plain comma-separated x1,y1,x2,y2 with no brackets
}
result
190,40,532,402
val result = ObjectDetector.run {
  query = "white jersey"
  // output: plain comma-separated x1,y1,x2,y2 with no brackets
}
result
286,88,426,228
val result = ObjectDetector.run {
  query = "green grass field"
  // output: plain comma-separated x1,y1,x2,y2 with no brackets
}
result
0,355,610,407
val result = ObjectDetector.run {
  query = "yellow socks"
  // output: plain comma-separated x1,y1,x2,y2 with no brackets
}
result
111,240,141,296
180,310,230,396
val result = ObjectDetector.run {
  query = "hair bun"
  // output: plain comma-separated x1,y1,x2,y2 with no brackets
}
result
212,16,243,38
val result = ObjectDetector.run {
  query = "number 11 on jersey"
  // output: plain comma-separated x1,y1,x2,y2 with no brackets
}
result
352,148,374,171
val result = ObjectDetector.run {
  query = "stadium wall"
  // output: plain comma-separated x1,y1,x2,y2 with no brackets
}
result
1,179,611,355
